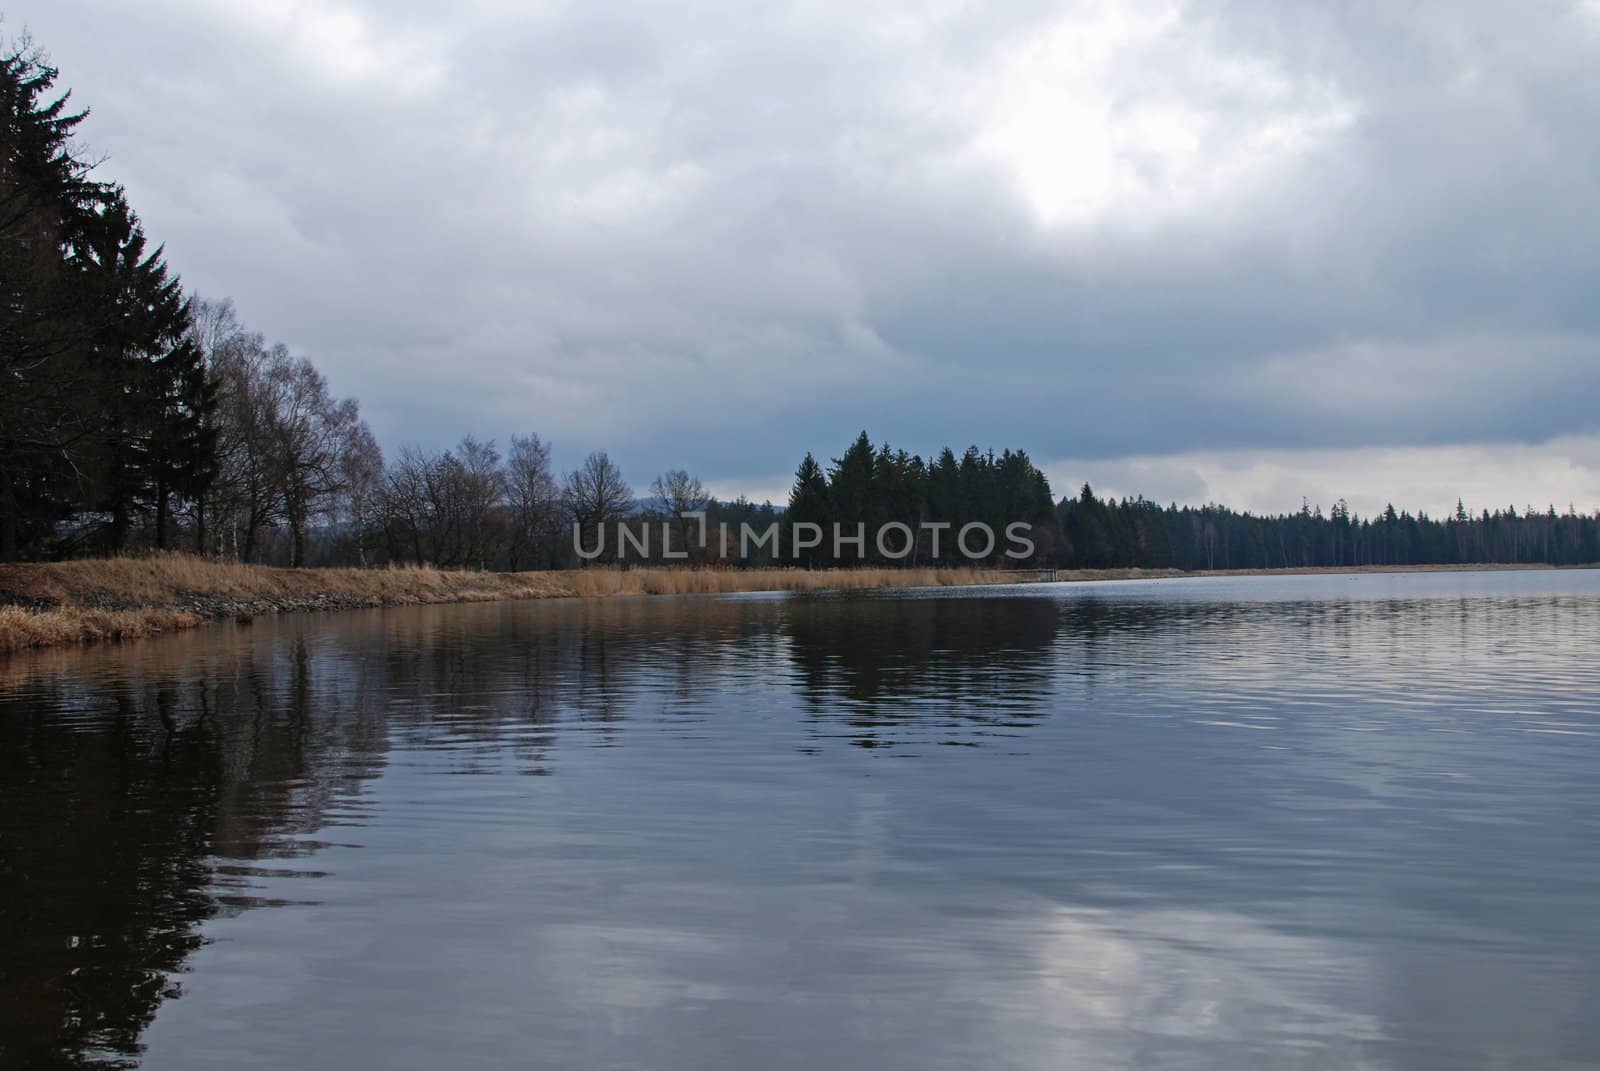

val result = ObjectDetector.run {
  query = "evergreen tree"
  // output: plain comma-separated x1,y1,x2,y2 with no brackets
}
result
0,40,215,558
75,191,215,550
0,39,105,557
786,453,830,566
927,447,961,527
827,431,878,561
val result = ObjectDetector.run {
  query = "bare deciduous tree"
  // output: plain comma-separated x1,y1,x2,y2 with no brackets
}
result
268,355,359,567
381,446,433,565
454,435,505,570
564,451,633,560
651,468,709,558
337,420,385,565
196,307,278,561
189,299,373,566
375,437,506,568
506,433,558,570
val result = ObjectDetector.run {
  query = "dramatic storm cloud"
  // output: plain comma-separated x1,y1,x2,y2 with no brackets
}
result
16,0,1600,513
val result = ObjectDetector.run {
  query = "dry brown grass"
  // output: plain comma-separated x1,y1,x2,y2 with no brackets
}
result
560,565,1017,597
0,604,202,653
6,553,1578,658
0,554,1026,655
0,554,566,608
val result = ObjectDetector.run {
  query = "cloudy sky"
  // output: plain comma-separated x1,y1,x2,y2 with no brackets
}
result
16,0,1600,515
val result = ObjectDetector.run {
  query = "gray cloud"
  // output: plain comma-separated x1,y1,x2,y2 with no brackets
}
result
17,0,1600,503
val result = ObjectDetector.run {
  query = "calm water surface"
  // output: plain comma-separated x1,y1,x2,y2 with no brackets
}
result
4,570,1600,1069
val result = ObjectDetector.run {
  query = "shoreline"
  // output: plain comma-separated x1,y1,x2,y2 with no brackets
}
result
1,555,1593,657
1047,562,1599,582
0,556,1027,655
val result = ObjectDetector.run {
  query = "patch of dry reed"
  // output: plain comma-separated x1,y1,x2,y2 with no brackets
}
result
0,554,1025,656
0,604,202,653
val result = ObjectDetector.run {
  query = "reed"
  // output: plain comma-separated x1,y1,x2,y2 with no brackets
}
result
1,553,1577,656
0,604,203,653
0,554,1024,654
561,565,1015,598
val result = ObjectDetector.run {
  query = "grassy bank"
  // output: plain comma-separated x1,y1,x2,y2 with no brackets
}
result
0,555,1021,654
1,555,1590,656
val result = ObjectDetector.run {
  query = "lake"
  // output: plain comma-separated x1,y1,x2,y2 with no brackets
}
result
3,570,1599,1069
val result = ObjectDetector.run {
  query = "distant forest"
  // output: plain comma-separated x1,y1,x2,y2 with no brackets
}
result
751,440,1600,570
4,39,1598,572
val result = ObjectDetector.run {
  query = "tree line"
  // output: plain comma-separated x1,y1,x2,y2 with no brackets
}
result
777,442,1599,570
780,432,1058,565
5,39,1597,572
1057,490,1600,571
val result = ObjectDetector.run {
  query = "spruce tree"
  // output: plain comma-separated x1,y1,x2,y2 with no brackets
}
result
827,431,878,561
0,40,105,557
786,453,831,567
927,447,961,527
75,191,215,550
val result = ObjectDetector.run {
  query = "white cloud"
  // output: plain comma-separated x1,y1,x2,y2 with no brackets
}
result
195,0,448,93
972,1,1359,227
18,0,1600,497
